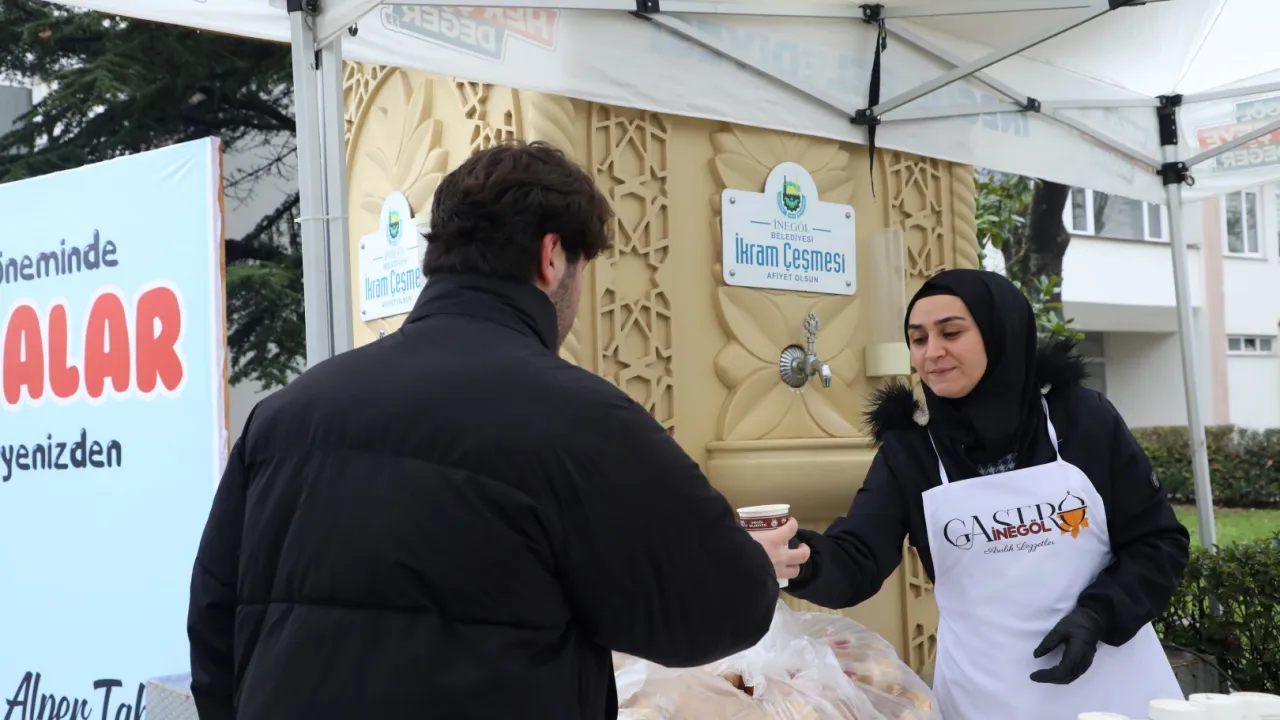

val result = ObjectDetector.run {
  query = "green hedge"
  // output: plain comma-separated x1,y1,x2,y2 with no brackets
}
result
1155,538,1280,693
1133,426,1280,508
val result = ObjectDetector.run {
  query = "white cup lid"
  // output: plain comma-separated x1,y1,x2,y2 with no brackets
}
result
1149,699,1208,720
1230,692,1280,710
737,504,790,518
1189,694,1233,705
1190,694,1247,720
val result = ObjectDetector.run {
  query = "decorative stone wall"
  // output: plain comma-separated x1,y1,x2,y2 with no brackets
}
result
342,63,981,674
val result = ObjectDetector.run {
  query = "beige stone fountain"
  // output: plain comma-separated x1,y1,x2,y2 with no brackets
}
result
341,63,984,676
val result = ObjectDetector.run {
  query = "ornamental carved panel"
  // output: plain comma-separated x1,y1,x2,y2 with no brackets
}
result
902,540,939,675
884,151,947,279
454,80,519,153
710,125,864,442
882,151,981,279
950,163,981,271
587,105,675,433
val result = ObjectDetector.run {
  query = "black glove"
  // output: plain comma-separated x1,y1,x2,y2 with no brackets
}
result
1030,607,1104,684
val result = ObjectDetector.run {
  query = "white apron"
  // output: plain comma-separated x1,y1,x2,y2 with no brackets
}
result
921,398,1182,720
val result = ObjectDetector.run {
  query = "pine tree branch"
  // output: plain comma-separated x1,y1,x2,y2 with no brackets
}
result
0,0,304,386
226,192,301,264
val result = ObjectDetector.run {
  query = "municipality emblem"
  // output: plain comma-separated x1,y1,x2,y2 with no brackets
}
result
778,177,806,219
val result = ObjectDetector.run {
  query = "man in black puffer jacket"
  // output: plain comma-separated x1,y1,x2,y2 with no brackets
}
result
187,141,783,720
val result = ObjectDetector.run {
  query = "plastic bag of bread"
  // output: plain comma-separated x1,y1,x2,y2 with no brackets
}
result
616,659,771,719
782,607,938,720
613,602,939,719
616,655,851,719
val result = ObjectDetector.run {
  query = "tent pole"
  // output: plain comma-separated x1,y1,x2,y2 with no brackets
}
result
1183,115,1280,169
866,3,1114,120
886,23,1026,103
882,20,1161,172
318,35,354,357
1039,98,1161,109
879,103,1027,121
1181,80,1280,106
880,0,1109,16
1158,100,1217,549
289,1,337,368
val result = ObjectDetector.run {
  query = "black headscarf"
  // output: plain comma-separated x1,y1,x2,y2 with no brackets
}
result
905,269,1049,481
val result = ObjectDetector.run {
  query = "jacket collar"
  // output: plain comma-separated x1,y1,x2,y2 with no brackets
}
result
404,272,559,351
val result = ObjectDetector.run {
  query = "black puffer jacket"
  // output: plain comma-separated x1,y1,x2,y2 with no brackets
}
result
187,273,779,720
786,341,1190,647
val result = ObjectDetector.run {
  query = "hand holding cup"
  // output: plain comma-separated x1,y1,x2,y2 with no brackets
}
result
737,505,811,587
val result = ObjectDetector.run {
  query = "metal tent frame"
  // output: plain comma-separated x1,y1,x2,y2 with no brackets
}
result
287,0,1280,548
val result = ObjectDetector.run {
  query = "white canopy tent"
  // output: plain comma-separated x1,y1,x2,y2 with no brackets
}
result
51,0,1280,546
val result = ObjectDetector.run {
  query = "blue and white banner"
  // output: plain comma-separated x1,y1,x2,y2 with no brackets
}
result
0,138,227,719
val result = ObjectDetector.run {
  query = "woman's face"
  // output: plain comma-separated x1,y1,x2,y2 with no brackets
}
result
907,294,988,398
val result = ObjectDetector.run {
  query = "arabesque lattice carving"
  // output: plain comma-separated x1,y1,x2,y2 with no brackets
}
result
343,63,393,144
454,80,519,154
884,151,948,279
902,541,939,674
588,105,674,433
711,125,862,441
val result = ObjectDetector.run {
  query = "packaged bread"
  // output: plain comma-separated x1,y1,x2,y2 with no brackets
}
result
614,601,939,719
618,666,769,719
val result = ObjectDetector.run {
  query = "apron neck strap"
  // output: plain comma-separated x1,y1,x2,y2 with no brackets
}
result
928,396,1060,485
1041,395,1062,462
927,431,951,485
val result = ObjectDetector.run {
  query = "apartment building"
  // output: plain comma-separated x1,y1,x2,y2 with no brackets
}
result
988,183,1280,430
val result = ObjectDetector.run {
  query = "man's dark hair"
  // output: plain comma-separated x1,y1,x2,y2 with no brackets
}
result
423,140,614,281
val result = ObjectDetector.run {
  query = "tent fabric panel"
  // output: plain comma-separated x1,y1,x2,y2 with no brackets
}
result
58,0,1167,202
46,0,1280,204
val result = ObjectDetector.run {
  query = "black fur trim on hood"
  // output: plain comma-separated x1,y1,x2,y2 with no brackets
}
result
862,337,1089,445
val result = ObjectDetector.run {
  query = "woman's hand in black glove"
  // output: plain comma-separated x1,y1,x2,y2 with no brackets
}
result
1029,607,1104,684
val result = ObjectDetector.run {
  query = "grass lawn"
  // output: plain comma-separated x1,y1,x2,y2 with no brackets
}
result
1172,504,1280,546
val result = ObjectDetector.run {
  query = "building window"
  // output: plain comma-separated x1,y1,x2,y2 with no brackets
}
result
1224,189,1262,256
1227,335,1275,355
1076,333,1107,395
1065,188,1164,241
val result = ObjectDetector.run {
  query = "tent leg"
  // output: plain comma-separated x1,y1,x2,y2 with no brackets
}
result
1160,142,1217,549
319,36,354,357
289,4,337,368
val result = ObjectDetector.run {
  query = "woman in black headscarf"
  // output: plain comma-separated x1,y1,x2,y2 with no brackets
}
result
907,268,1048,480
750,269,1190,719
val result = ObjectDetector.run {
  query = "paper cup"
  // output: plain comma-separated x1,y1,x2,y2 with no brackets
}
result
737,504,792,587
736,504,791,531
